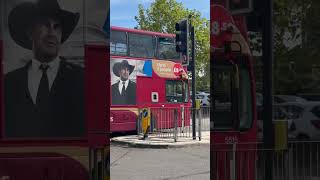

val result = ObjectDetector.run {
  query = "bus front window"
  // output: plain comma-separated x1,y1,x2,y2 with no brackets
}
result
239,65,253,130
212,63,253,131
212,65,235,129
166,80,188,103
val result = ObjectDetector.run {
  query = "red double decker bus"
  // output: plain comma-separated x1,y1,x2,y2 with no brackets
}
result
210,2,258,180
110,26,191,132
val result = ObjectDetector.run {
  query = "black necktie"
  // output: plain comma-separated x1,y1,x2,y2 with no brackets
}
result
36,64,50,107
121,81,126,95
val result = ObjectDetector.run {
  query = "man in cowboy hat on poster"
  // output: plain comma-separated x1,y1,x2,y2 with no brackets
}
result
4,0,85,138
111,60,136,105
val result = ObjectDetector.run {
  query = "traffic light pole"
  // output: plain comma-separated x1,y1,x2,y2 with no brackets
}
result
175,17,195,139
262,0,274,179
191,26,196,140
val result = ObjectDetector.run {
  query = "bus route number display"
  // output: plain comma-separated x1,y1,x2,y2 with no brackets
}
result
211,5,235,49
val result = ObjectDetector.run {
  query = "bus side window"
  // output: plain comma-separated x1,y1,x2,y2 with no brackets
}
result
128,33,155,58
158,37,180,60
110,30,127,56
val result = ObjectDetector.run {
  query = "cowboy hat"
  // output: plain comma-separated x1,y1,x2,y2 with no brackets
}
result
113,60,135,77
8,0,80,50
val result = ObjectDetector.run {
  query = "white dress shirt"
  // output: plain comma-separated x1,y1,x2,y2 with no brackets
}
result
28,58,61,104
118,80,129,95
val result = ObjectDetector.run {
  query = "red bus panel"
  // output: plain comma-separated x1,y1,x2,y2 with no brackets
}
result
85,45,110,147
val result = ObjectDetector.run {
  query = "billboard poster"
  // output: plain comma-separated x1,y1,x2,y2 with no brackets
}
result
152,60,187,79
111,58,152,105
0,0,108,139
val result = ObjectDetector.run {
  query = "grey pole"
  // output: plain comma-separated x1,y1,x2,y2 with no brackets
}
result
262,0,274,179
191,25,196,140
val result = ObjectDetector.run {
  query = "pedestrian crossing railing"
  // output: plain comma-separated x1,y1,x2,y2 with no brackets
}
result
137,106,211,142
212,141,320,180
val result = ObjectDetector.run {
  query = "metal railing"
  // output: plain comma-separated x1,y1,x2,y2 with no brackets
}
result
199,106,210,131
137,106,211,142
212,141,320,180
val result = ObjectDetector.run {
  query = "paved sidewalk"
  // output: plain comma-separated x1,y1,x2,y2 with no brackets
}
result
111,131,210,148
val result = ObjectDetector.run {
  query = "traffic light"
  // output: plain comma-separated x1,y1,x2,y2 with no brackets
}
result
246,0,265,31
175,19,189,56
227,0,253,14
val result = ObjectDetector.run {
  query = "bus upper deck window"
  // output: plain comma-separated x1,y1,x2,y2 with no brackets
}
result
128,33,155,58
111,30,127,56
158,37,180,60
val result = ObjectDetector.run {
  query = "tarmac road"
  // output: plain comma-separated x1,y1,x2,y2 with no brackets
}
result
110,143,210,180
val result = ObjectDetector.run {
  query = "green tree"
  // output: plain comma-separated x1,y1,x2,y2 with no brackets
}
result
272,0,320,94
134,0,210,92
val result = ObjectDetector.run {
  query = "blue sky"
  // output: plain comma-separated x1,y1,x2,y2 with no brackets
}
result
111,0,210,28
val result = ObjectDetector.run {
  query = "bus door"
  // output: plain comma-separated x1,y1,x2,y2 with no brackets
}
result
211,53,257,180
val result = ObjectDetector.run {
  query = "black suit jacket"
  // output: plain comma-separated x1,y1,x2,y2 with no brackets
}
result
111,80,136,105
4,60,85,138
